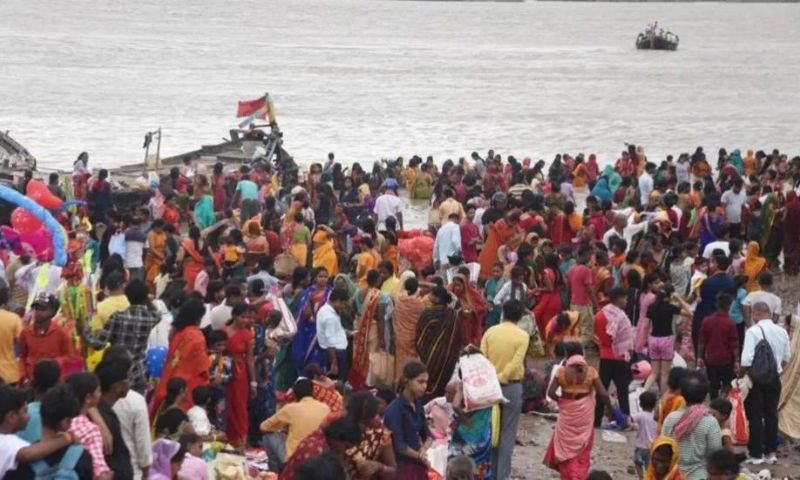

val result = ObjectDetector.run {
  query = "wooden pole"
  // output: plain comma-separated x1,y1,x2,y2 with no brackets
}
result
156,128,162,169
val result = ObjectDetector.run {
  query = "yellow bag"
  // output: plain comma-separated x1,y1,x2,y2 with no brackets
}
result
86,345,108,372
368,351,395,386
491,404,501,448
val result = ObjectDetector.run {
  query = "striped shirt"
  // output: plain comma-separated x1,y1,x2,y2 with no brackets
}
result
662,409,721,480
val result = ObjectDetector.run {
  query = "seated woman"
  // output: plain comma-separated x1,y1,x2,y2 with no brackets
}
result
154,378,193,439
544,311,580,357
337,392,396,479
544,355,611,480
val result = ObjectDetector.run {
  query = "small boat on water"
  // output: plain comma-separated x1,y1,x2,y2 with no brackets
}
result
636,23,679,51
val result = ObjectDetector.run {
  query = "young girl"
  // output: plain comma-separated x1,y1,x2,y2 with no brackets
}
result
383,361,432,479
729,275,748,354
644,287,692,394
483,263,506,329
656,367,687,434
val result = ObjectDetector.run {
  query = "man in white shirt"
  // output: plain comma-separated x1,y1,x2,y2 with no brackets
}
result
702,224,731,259
742,272,782,325
602,214,648,251
247,257,280,292
206,285,244,331
373,179,404,231
433,213,462,277
316,288,349,380
739,301,790,465
721,179,746,239
638,163,655,207
124,217,147,282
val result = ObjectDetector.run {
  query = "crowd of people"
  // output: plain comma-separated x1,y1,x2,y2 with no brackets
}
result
1,142,800,480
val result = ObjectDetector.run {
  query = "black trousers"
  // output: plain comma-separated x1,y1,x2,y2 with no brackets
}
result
729,222,742,239
595,359,631,427
745,377,781,457
705,364,735,399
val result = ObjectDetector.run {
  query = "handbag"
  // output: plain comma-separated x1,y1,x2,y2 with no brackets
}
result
274,253,299,279
368,350,395,386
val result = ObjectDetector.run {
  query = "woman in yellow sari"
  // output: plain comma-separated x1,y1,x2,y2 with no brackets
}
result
743,149,758,177
402,163,418,189
145,220,167,293
572,160,587,189
742,241,767,292
282,212,311,267
312,224,339,277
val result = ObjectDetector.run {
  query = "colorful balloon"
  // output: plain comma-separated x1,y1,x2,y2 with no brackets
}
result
0,186,67,266
11,207,43,234
26,180,63,210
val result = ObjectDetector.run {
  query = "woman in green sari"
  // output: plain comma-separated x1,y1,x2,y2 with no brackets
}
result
410,164,433,200
759,191,782,268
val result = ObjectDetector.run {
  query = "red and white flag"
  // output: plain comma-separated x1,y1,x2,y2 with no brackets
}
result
236,95,267,118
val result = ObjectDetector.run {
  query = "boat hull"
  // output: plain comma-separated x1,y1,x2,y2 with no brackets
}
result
636,34,679,51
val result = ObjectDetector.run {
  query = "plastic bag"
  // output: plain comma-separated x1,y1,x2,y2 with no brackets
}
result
453,353,506,412
729,387,749,445
266,295,297,341
368,350,395,386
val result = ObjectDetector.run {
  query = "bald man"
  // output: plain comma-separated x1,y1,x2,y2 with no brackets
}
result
739,301,790,465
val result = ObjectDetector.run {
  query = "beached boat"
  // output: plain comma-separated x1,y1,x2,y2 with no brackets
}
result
636,25,679,51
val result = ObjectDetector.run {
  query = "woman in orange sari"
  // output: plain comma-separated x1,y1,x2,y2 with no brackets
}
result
742,241,767,292
145,220,167,293
392,273,425,380
478,211,521,279
572,159,587,189
448,273,488,347
348,271,384,390
544,311,580,356
177,226,206,291
151,299,210,415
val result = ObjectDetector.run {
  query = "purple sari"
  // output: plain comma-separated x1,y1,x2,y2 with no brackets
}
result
290,285,331,373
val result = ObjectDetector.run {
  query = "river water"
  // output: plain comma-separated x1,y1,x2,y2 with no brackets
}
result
1,0,799,171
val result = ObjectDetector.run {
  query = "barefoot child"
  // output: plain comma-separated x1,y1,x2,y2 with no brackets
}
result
632,391,658,479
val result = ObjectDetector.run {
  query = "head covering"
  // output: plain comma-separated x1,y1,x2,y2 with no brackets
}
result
643,436,685,480
565,355,587,367
383,178,399,190
150,439,181,480
743,241,766,290
399,270,416,284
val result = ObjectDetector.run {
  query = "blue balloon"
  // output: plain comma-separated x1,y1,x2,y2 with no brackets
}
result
146,346,169,378
0,186,67,266
60,199,87,210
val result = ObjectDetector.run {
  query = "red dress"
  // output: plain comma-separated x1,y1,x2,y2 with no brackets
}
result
226,327,254,446
212,174,227,212
533,268,562,337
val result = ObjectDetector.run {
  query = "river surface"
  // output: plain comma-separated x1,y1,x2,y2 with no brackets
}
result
1,0,799,171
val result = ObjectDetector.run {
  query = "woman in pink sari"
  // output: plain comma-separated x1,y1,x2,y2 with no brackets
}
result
544,355,611,479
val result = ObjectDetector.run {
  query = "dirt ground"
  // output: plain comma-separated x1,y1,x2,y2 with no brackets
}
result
506,273,800,479
511,414,800,479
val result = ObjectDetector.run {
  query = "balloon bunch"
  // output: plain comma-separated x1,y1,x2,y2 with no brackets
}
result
0,183,67,266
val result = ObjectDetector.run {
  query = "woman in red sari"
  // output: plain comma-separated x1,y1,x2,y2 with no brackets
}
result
226,303,256,448
211,162,227,212
151,299,210,416
782,191,800,276
448,273,487,347
177,226,206,291
533,253,563,337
